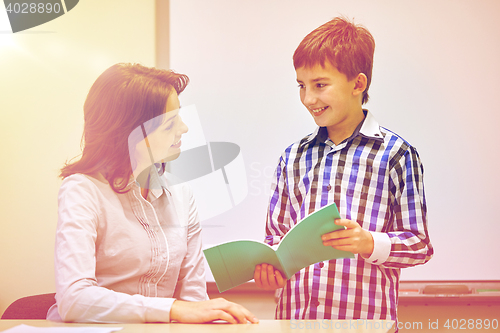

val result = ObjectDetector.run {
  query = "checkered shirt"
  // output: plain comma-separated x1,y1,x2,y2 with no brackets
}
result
265,111,433,322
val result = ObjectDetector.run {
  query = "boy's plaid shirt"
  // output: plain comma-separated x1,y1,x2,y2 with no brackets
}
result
265,111,433,322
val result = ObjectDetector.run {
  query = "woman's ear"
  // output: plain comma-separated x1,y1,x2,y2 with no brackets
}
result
352,73,367,97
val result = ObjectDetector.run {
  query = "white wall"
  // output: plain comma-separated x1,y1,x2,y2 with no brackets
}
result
0,0,155,315
169,0,500,281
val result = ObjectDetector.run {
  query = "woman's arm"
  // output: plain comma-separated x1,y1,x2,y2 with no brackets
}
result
172,184,208,302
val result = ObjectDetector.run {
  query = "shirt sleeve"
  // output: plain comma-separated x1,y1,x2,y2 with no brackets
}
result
382,146,434,268
265,155,292,246
172,185,209,302
49,176,175,323
361,231,391,264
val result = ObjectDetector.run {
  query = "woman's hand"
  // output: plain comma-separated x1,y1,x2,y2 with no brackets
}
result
254,263,287,291
170,298,259,324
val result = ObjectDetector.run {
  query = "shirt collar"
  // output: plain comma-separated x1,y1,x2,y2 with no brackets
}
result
359,110,384,142
148,164,169,199
303,110,383,146
130,164,171,200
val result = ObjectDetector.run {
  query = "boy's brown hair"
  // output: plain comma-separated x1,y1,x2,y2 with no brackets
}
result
293,17,375,104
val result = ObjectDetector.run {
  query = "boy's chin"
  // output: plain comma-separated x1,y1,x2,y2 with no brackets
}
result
312,118,330,128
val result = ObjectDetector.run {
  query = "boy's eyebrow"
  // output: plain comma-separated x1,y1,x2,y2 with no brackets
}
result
312,77,330,82
296,77,331,83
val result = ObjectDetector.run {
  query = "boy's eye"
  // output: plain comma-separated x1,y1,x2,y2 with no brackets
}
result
316,83,326,88
297,84,305,89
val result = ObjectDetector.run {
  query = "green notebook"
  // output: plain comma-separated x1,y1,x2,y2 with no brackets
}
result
203,202,354,292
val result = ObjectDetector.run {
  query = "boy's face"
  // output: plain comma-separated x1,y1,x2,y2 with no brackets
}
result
296,62,364,142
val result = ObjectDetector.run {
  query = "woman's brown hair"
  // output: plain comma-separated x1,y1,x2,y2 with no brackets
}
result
60,63,189,193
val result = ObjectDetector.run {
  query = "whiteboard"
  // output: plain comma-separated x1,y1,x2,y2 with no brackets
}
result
168,0,500,281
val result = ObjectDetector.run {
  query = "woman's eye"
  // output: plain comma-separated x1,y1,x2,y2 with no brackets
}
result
316,83,326,88
165,121,174,131
298,84,305,89
163,115,178,131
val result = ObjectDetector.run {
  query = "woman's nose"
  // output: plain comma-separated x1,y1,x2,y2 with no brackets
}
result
178,116,188,134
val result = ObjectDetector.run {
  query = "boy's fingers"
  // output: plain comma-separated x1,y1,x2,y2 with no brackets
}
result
322,229,348,241
259,263,270,288
254,265,262,288
267,264,277,288
321,231,334,241
324,237,352,247
255,263,286,290
335,218,359,229
275,269,285,287
334,218,348,226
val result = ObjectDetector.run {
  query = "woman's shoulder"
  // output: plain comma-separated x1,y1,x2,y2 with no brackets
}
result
61,173,93,188
58,174,106,229
60,173,112,199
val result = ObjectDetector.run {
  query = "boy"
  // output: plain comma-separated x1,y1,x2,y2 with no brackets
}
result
254,17,433,324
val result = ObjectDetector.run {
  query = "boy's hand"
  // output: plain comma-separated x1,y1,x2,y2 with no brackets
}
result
322,219,374,258
254,263,287,290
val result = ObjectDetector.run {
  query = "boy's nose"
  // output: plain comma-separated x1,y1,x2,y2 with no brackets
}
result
302,90,317,107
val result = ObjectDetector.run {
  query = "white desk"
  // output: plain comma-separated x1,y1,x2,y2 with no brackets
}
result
0,319,395,333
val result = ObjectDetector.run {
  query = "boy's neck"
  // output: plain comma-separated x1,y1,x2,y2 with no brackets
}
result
326,108,365,145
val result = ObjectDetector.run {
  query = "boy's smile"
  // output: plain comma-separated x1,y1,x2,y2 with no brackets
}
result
310,106,329,116
296,62,366,144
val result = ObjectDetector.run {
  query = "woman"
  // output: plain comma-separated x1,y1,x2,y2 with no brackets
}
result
47,63,257,324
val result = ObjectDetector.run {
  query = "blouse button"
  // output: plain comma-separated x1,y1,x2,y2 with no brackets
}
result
326,184,332,191
319,262,324,268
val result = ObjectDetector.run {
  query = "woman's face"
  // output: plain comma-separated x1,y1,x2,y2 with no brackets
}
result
131,90,188,175
145,90,188,163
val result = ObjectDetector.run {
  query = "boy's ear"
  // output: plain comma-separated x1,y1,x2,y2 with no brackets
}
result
352,73,367,97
